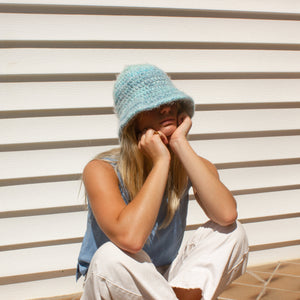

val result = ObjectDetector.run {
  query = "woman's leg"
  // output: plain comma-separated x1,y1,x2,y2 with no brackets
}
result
167,221,249,300
173,287,202,300
81,242,178,300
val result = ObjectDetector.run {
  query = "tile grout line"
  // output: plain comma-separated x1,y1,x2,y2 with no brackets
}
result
256,262,281,300
232,282,271,289
246,270,267,284
233,281,300,293
268,272,300,278
252,270,300,278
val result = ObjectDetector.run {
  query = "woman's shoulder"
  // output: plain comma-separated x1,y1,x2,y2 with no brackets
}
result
83,158,119,186
84,148,120,174
85,158,114,169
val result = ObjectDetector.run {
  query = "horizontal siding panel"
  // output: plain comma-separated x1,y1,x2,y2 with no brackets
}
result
1,0,300,14
187,189,300,225
0,212,87,247
0,81,114,111
0,275,82,300
0,181,84,212
186,200,209,225
175,79,300,106
1,79,300,111
1,14,300,44
1,135,300,180
235,189,300,220
0,146,108,180
2,217,298,277
245,218,300,246
0,243,80,277
219,164,300,191
2,49,300,75
0,115,119,144
1,109,300,145
248,244,300,267
191,136,300,165
0,115,111,146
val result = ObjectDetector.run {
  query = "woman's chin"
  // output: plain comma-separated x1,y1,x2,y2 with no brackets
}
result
160,125,177,138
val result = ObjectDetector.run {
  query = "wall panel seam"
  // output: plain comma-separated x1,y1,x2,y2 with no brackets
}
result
1,4,300,20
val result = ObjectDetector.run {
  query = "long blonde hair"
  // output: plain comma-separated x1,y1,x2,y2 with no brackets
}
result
94,119,188,228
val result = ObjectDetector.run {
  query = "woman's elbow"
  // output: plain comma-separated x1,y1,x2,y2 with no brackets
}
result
117,233,146,254
219,209,238,226
124,241,144,254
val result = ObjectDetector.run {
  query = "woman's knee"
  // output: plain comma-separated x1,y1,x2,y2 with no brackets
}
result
228,221,249,251
222,221,249,274
88,242,125,277
211,220,248,245
201,220,249,258
88,242,152,278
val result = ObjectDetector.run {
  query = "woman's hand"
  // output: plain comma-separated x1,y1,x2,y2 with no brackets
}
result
167,112,237,226
169,112,192,149
138,129,171,164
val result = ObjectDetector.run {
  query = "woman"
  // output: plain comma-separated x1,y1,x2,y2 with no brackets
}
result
77,64,249,300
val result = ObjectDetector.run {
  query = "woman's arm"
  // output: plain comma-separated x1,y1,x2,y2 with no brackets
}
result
169,114,237,226
83,129,170,254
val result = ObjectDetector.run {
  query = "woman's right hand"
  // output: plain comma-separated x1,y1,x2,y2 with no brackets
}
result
138,129,171,164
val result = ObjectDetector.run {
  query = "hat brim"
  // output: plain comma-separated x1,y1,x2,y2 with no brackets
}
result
118,87,194,137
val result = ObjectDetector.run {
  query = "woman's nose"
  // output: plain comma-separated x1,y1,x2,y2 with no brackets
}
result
160,105,171,114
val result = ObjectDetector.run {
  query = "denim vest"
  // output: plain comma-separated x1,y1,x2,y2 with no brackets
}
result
76,159,191,280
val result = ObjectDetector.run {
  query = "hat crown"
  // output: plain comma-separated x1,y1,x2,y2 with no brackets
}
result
114,64,171,110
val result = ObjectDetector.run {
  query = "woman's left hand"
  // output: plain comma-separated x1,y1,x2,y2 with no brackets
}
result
168,112,237,226
169,112,192,148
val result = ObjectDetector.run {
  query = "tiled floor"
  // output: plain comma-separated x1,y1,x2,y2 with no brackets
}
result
218,259,300,300
33,259,300,300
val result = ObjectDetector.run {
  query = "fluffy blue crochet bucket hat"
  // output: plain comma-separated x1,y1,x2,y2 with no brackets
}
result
113,64,195,138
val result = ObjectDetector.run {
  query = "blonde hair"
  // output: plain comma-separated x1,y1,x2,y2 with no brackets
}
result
94,119,188,228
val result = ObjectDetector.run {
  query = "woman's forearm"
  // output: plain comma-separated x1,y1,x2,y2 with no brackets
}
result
118,160,170,251
85,157,170,254
170,138,237,226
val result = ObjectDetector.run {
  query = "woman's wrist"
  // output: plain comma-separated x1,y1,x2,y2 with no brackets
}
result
153,155,171,168
169,135,189,154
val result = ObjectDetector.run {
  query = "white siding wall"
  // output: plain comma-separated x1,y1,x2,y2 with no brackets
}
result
1,1,300,299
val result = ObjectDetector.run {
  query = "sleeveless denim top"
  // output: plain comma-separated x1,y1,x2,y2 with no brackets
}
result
76,158,191,280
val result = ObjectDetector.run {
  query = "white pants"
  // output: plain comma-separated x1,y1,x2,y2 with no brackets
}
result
81,221,249,300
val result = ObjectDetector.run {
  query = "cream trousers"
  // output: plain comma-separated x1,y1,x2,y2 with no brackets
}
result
80,221,249,300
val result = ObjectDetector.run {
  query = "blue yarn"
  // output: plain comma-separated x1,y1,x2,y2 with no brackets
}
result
113,64,195,138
